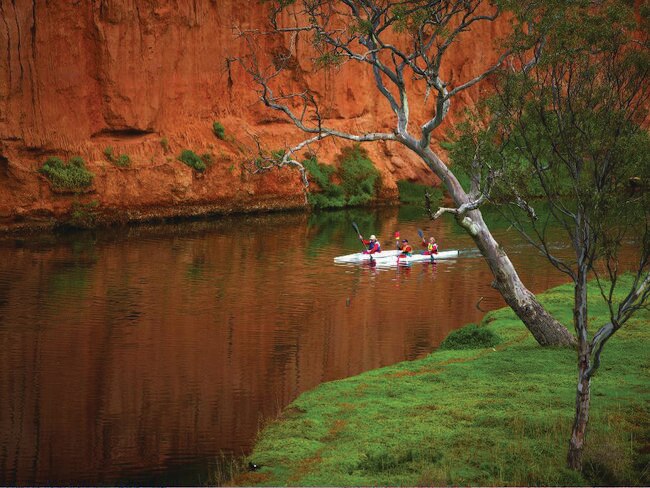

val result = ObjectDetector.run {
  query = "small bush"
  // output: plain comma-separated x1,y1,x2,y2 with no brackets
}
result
39,156,94,191
304,157,346,209
103,146,114,162
178,149,210,172
69,200,99,228
116,154,131,167
104,146,131,167
397,179,443,205
439,323,501,350
304,146,381,209
212,121,226,140
160,137,170,153
339,144,381,202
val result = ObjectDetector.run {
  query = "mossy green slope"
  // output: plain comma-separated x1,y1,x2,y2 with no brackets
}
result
235,278,649,486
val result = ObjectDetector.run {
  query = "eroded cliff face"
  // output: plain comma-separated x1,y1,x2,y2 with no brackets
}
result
0,0,507,231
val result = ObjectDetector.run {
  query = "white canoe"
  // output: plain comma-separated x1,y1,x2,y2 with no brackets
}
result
334,249,459,264
373,250,460,267
333,249,403,264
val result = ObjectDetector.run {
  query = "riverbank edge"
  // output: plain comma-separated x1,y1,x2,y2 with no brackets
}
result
0,194,309,236
231,278,649,486
0,194,412,237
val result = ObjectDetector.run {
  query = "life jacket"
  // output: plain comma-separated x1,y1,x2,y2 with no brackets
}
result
363,239,381,254
428,242,438,254
367,240,381,253
401,243,412,254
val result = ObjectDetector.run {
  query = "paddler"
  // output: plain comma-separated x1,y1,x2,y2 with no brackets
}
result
359,234,381,254
398,238,413,256
424,236,438,255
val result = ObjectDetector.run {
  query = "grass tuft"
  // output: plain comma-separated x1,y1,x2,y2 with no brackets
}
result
439,323,501,350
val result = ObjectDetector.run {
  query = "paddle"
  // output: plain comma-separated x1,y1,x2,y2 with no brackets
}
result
352,221,373,263
417,229,426,245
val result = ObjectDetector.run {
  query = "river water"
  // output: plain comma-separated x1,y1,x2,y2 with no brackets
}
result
0,206,575,485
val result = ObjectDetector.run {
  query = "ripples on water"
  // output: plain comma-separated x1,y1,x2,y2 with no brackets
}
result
0,206,582,485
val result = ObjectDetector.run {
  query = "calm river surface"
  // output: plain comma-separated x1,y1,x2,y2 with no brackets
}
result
0,206,575,485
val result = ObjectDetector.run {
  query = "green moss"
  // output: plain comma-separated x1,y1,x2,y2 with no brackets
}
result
439,323,500,350
239,278,649,487
39,156,94,191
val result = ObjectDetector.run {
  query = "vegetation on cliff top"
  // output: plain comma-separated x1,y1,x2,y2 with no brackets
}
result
232,277,649,487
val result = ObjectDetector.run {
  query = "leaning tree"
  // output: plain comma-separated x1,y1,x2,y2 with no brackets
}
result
237,0,576,346
448,0,650,470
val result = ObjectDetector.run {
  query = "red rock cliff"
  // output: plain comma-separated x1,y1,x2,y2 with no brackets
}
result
0,1,506,230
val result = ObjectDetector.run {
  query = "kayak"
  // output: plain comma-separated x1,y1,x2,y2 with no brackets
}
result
334,249,459,264
372,250,460,267
333,249,403,264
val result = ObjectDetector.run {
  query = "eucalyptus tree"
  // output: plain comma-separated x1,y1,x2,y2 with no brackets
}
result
237,0,576,346
448,0,650,470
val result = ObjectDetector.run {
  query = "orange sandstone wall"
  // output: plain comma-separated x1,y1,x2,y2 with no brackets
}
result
0,0,507,230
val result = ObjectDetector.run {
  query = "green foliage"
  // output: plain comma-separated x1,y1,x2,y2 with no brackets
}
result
39,156,94,191
439,323,500,350
69,200,100,229
304,146,381,210
116,154,131,167
396,180,442,206
212,121,226,140
103,146,114,162
314,52,345,70
178,149,211,172
103,146,131,167
338,145,381,206
304,157,345,209
242,278,649,487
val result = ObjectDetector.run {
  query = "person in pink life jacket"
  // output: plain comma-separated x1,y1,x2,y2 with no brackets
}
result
423,236,438,255
358,234,381,254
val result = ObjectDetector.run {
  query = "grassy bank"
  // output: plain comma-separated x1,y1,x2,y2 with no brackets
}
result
233,278,649,486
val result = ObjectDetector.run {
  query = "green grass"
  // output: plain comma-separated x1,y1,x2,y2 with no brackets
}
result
39,156,94,191
234,278,649,486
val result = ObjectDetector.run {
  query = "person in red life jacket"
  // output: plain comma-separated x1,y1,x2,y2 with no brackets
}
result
398,238,413,256
423,236,438,255
359,234,381,254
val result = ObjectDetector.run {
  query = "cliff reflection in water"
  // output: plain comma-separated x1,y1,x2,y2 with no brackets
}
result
0,207,568,485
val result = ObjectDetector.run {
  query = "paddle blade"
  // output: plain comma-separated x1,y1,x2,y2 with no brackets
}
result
352,221,361,236
417,229,424,240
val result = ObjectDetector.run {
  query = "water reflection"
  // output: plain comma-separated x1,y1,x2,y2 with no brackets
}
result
0,206,584,485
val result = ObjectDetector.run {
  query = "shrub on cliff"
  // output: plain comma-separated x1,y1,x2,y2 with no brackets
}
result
339,144,381,206
304,146,381,209
396,179,443,206
212,121,226,140
39,156,94,191
103,146,131,167
178,149,211,173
